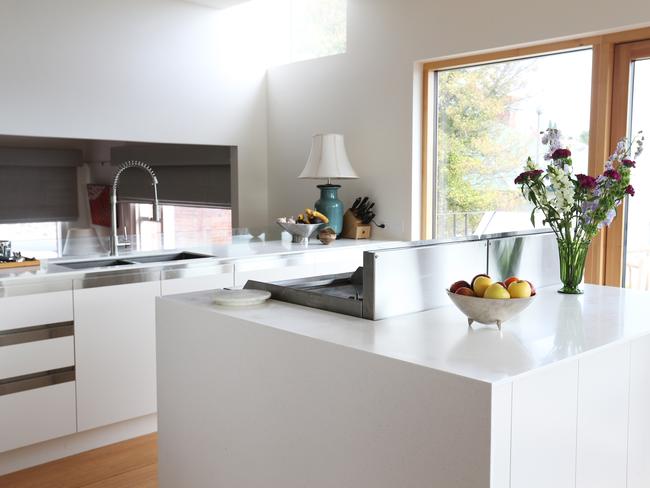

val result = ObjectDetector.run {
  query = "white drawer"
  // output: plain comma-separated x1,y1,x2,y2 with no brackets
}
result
0,336,75,380
0,380,77,453
0,282,73,332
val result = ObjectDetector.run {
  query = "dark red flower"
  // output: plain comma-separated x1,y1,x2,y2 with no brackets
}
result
604,169,621,181
576,174,597,190
514,169,543,185
622,159,636,168
625,185,635,196
552,148,572,159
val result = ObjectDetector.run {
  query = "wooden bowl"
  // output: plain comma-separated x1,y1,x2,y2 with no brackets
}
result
445,290,535,330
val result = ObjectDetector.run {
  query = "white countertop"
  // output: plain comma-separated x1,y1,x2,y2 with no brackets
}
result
0,238,402,286
162,284,650,384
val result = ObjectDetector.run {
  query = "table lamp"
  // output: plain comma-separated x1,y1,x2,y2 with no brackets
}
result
299,134,358,235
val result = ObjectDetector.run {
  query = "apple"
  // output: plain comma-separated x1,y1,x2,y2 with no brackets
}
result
504,276,519,288
525,280,537,296
455,286,475,296
497,281,507,289
484,282,511,299
472,275,493,297
508,280,532,298
450,280,471,293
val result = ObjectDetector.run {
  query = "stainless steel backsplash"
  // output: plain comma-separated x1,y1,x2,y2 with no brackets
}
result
365,231,559,320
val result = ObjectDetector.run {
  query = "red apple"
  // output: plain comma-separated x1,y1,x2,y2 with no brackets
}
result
450,280,471,293
504,276,519,288
455,287,475,296
496,281,507,289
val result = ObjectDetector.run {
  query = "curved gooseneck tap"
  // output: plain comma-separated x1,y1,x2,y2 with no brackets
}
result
110,161,160,256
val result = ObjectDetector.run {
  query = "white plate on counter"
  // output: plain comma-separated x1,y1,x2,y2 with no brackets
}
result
214,289,271,307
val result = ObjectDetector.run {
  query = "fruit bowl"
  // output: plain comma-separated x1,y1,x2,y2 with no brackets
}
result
277,222,323,245
446,290,535,330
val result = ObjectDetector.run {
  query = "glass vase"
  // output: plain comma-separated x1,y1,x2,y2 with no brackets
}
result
557,238,590,294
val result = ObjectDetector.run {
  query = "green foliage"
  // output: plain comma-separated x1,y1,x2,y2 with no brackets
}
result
436,62,533,228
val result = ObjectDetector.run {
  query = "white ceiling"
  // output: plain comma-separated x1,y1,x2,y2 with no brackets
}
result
183,0,254,9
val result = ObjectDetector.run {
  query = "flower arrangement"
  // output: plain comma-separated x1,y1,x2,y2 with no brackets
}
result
515,128,644,294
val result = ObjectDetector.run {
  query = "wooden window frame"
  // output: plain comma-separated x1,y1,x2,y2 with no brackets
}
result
421,27,650,285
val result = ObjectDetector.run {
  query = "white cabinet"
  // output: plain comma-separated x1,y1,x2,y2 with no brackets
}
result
74,275,160,432
234,249,364,287
628,334,650,488
0,382,76,453
161,263,233,296
0,281,77,453
576,343,630,488
0,336,74,380
0,281,73,331
510,361,579,488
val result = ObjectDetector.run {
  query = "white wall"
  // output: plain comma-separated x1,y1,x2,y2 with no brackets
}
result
267,0,650,240
0,0,269,228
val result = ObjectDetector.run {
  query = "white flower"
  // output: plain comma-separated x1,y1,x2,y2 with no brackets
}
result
542,128,564,160
525,157,539,171
547,164,574,212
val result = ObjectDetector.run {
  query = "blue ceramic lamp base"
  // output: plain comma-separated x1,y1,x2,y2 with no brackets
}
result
314,184,344,235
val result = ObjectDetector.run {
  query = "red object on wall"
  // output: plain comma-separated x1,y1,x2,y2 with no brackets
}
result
87,184,111,227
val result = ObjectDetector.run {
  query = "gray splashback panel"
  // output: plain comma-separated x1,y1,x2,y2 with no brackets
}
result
365,240,489,320
487,232,560,289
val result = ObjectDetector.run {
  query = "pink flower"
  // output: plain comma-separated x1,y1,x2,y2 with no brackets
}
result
603,169,621,181
622,159,636,168
552,148,572,159
576,174,597,190
625,185,635,196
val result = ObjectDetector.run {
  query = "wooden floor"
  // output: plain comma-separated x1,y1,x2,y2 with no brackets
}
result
0,434,158,488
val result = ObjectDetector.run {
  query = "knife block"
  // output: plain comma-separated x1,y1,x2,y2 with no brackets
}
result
341,210,371,239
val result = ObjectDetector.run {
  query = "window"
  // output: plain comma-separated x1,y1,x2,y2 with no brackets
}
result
0,222,62,258
226,0,347,66
125,203,232,251
426,49,593,239
288,0,347,63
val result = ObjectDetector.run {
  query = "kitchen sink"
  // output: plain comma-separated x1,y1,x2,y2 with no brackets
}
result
59,259,136,270
127,252,213,263
58,252,213,270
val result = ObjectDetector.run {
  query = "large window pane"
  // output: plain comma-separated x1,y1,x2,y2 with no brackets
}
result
624,58,650,290
434,49,593,238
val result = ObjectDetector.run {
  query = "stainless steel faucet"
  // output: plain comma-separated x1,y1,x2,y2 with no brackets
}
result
110,161,160,256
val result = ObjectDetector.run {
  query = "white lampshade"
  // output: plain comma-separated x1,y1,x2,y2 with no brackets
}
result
298,134,359,180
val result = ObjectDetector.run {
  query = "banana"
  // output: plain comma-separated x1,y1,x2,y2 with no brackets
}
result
311,210,330,224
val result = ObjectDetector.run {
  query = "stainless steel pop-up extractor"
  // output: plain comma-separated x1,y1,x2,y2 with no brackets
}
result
245,231,561,321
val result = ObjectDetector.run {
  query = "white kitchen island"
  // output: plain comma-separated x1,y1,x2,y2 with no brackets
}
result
156,285,650,488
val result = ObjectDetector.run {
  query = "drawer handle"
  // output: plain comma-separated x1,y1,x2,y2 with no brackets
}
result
0,322,73,347
0,367,75,396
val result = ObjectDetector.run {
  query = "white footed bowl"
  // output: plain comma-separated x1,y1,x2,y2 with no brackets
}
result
277,222,323,245
446,290,535,330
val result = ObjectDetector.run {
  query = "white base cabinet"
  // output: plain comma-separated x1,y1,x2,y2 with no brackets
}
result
74,279,160,432
157,296,650,488
0,382,76,453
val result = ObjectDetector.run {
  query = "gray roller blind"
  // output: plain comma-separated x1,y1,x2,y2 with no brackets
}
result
116,165,231,207
111,144,232,207
0,166,79,223
0,147,80,223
